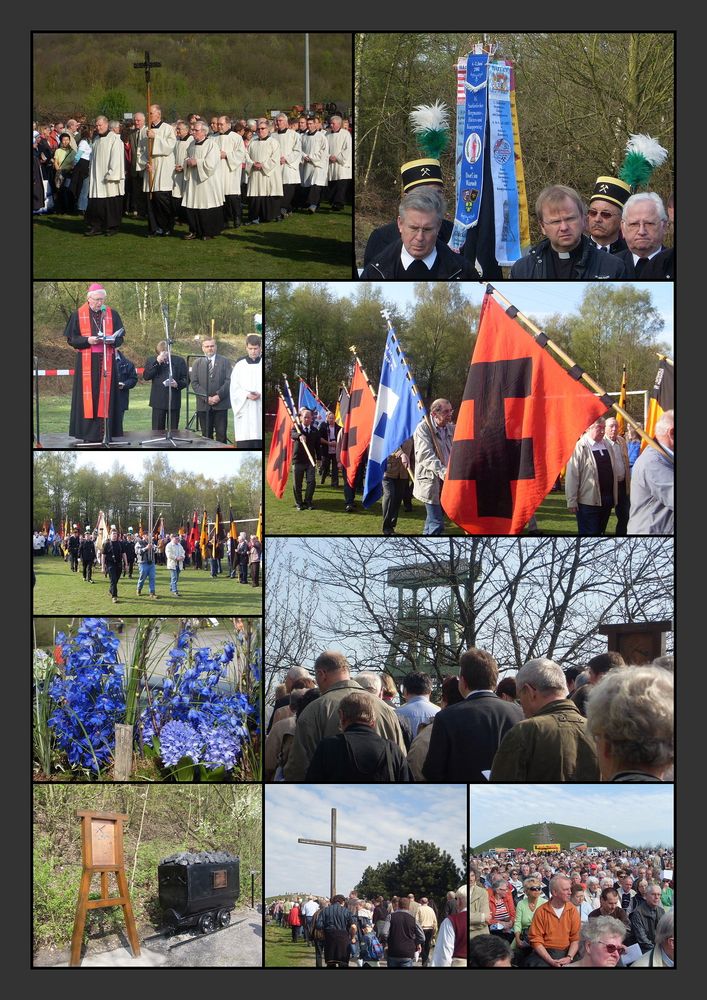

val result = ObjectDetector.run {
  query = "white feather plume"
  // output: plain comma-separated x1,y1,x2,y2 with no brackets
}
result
409,100,450,133
625,133,669,167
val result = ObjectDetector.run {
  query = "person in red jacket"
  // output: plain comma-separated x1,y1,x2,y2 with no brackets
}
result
487,878,516,944
288,899,303,942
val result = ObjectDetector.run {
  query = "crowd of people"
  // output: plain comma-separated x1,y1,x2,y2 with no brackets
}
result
58,284,261,447
32,523,262,603
287,405,673,537
33,107,352,238
361,151,674,281
469,846,674,968
264,649,673,784
268,885,466,967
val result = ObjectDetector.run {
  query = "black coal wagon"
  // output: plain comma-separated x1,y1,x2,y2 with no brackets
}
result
158,851,240,934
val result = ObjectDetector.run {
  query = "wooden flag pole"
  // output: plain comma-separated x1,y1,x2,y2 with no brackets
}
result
281,375,316,466
488,285,673,463
348,345,377,399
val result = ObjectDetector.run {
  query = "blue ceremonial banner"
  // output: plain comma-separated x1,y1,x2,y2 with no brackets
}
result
488,62,521,266
298,379,328,424
362,327,425,508
449,51,490,252
47,520,55,543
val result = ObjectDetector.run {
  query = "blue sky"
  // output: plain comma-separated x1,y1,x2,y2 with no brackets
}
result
67,452,257,475
307,281,674,351
470,784,674,849
265,784,467,896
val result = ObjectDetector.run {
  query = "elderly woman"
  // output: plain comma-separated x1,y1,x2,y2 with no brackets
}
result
487,877,516,944
568,915,627,968
469,868,491,940
586,666,673,781
512,877,548,965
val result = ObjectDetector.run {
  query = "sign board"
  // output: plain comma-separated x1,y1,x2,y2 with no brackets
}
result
533,843,561,852
90,818,117,866
570,842,588,851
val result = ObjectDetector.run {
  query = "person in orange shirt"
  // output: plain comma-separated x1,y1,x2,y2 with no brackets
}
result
525,875,580,968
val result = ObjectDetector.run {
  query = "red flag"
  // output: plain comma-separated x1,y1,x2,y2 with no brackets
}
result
187,510,199,553
340,360,376,488
643,358,674,450
266,397,294,499
441,292,607,534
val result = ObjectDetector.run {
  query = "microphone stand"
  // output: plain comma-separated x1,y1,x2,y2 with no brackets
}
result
140,303,191,447
34,355,42,448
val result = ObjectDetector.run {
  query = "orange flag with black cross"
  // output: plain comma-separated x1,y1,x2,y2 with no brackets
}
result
266,395,295,499
340,360,376,489
441,289,608,534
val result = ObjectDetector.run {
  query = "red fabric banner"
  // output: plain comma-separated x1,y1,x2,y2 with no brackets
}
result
441,293,607,534
340,361,376,488
266,397,294,499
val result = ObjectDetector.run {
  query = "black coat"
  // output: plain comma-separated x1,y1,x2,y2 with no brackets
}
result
510,235,627,279
317,421,341,458
143,354,189,409
190,355,232,412
291,424,318,464
360,238,479,281
422,692,524,783
616,247,673,280
115,352,138,413
364,218,455,267
304,724,412,782
78,539,96,562
102,540,124,571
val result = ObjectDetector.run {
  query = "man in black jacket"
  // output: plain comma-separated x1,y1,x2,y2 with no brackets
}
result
79,531,96,582
102,527,127,604
510,185,627,280
616,193,671,279
142,340,190,430
305,691,411,782
422,648,523,782
291,407,318,510
361,188,479,281
189,338,232,443
113,348,138,437
586,175,630,255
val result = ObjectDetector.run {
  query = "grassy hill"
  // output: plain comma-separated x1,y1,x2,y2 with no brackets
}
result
472,822,629,853
33,32,352,122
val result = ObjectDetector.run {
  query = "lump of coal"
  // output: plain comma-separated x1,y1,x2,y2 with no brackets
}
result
159,850,239,866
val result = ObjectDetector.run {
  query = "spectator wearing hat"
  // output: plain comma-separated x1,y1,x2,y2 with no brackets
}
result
586,176,631,254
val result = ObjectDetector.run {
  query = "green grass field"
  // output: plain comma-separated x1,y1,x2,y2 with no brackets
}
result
33,207,354,279
33,555,262,615
34,383,237,440
265,479,618,536
265,922,321,968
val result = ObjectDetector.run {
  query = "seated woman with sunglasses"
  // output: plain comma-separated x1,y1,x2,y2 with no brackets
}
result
512,878,548,966
568,916,627,968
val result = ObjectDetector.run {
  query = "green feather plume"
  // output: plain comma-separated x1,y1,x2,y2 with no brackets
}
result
409,101,451,159
619,134,669,189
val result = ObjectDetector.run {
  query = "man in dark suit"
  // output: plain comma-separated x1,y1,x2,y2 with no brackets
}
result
142,339,189,430
102,527,128,604
113,348,138,437
422,648,523,782
291,407,318,510
189,337,232,443
126,112,146,217
616,193,670,278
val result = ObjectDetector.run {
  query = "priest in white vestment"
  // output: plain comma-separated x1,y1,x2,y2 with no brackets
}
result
229,336,262,448
326,115,352,211
300,115,329,212
245,118,284,223
217,114,247,228
182,121,224,240
136,104,176,236
172,120,191,226
85,116,125,236
273,112,302,217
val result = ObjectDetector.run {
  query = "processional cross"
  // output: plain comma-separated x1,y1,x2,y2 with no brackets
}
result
133,50,161,192
298,808,366,899
128,480,172,535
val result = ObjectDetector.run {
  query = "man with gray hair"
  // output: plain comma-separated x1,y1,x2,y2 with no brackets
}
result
85,115,125,236
617,192,671,278
413,398,455,536
629,883,666,954
326,114,351,211
627,410,674,534
182,120,224,239
355,672,384,697
361,188,478,279
631,910,674,967
490,657,599,781
267,665,313,732
137,104,176,237
246,117,284,224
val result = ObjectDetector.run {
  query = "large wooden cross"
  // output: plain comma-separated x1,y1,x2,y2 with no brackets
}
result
133,50,161,192
298,808,366,900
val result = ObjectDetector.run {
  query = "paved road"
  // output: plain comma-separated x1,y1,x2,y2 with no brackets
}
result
35,906,263,968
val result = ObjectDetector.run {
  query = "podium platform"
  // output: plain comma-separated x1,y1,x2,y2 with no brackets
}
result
34,430,238,450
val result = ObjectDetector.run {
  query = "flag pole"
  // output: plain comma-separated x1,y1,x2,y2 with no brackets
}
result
381,310,445,466
297,375,330,416
348,345,377,399
487,285,673,463
279,378,316,467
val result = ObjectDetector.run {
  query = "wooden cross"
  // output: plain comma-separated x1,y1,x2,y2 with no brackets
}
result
70,811,140,966
133,51,161,192
133,50,161,85
128,480,172,535
298,808,366,900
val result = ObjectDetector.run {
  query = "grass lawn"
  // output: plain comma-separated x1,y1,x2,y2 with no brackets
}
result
34,384,237,440
33,555,262,615
33,207,354,280
265,479,618,536
265,922,320,968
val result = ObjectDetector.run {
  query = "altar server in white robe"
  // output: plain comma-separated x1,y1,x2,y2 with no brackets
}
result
274,112,302,218
327,114,352,211
171,120,191,225
216,115,247,228
85,116,125,236
229,335,262,449
136,104,176,237
300,115,329,212
182,120,224,240
245,118,284,224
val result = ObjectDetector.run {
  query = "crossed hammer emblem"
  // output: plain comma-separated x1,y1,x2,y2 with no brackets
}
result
599,184,609,193
420,167,431,176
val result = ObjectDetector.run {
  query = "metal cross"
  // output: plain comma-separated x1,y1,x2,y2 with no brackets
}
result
128,480,172,534
298,808,366,900
133,50,161,85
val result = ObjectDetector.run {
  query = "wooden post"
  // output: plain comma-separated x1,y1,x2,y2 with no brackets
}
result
70,811,141,967
113,723,134,781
